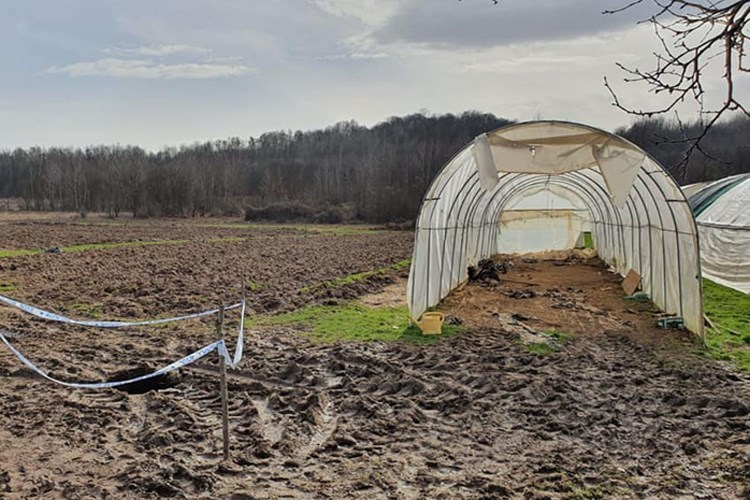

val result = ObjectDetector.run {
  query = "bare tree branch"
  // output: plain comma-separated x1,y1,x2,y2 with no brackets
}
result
606,0,750,180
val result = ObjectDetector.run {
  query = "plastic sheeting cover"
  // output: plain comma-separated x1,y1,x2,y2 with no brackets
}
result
474,122,645,208
685,175,750,294
408,121,703,337
497,186,591,253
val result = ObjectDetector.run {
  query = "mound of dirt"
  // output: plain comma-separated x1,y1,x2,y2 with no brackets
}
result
467,258,511,283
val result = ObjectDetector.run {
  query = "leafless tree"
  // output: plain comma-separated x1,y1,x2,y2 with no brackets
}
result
604,0,750,179
1,110,749,217
0,112,511,222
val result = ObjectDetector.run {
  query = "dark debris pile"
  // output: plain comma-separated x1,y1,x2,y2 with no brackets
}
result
467,258,512,284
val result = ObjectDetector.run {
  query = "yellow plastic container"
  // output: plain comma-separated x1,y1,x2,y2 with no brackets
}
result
413,312,445,335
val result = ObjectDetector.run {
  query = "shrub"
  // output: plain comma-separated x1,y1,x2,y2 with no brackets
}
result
245,201,359,224
244,200,316,222
313,204,357,224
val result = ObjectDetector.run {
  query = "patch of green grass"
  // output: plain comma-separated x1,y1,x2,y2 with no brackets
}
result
0,235,258,259
70,302,103,319
247,303,462,344
583,231,594,249
545,330,574,343
253,224,383,236
209,236,247,243
69,221,129,227
197,223,382,236
198,223,316,234
0,240,186,258
67,220,382,235
524,342,555,355
301,259,411,293
0,282,16,292
556,471,608,499
0,223,391,261
703,278,750,372
310,226,385,236
390,259,412,271
522,331,572,356
246,280,261,292
571,486,606,500
194,223,259,230
0,249,39,258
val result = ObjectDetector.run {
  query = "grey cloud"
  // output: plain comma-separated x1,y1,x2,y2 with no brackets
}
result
372,0,655,49
115,0,354,60
4,0,706,151
103,44,212,57
46,58,254,79
317,51,389,60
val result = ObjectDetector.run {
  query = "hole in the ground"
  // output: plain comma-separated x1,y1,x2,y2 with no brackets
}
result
108,366,180,394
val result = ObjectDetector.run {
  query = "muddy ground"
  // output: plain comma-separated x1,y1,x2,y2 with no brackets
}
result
0,217,748,498
0,214,386,251
0,218,409,317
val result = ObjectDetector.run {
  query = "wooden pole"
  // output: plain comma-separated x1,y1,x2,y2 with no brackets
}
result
216,305,230,461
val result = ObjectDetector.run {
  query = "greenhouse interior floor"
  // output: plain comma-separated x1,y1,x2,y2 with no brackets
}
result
441,250,679,345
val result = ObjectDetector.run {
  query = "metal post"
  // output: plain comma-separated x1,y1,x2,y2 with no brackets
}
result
216,305,229,461
242,274,247,304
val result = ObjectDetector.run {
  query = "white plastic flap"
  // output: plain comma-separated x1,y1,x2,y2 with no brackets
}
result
594,142,645,207
472,134,499,191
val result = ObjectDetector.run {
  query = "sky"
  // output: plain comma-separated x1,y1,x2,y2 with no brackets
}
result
1,0,747,150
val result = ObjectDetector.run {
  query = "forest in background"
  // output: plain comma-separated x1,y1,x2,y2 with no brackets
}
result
0,112,748,222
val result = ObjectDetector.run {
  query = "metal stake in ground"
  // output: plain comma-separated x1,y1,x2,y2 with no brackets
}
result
216,305,230,461
241,274,247,310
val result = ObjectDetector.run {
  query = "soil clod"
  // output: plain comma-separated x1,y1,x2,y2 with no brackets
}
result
468,258,511,283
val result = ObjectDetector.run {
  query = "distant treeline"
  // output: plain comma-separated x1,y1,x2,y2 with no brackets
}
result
616,114,750,185
0,112,748,222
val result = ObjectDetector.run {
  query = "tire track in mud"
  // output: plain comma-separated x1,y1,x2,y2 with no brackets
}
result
295,394,338,460
114,382,227,497
250,397,285,448
1,322,749,498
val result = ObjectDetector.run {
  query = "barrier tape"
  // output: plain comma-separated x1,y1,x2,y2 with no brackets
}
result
219,299,246,369
0,294,241,328
0,332,221,389
0,299,248,389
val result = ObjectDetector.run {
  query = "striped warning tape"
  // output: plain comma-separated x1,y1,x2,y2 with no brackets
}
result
0,293,241,328
0,298,248,389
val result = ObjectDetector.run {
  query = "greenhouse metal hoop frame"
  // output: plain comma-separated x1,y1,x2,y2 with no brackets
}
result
408,120,704,338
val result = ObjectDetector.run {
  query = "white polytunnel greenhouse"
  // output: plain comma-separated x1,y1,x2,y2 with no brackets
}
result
684,173,750,294
407,121,704,337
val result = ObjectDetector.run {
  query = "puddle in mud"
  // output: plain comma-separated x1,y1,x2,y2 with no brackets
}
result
109,366,179,394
